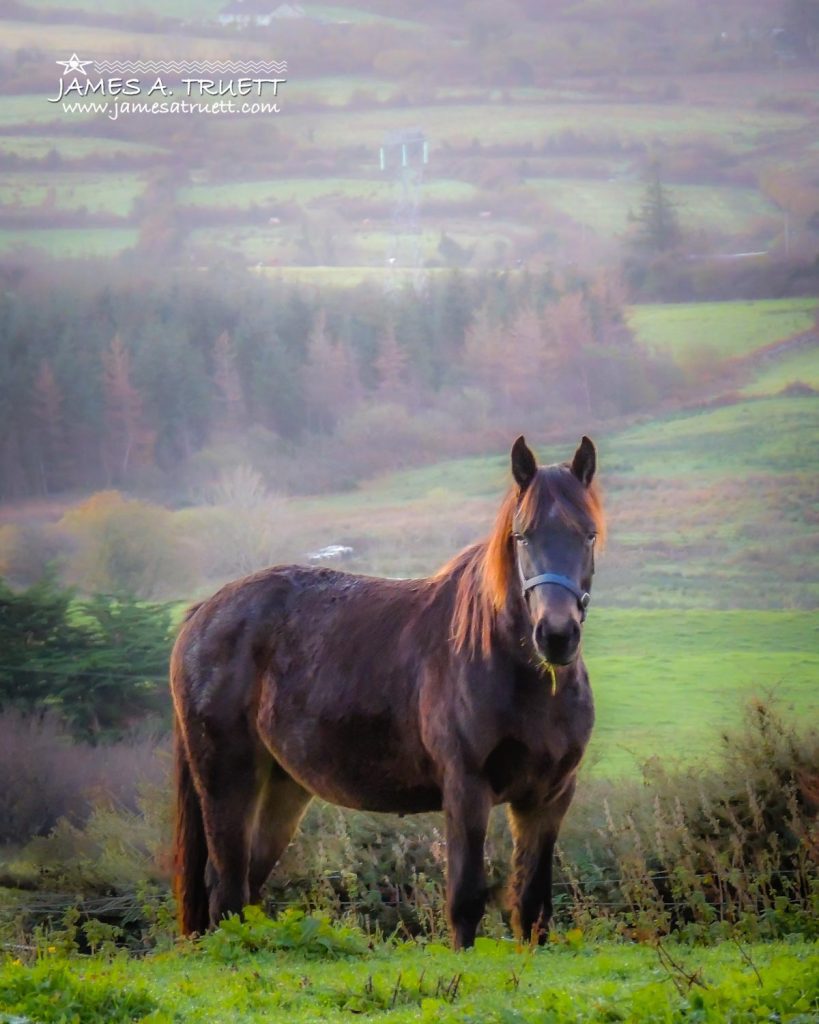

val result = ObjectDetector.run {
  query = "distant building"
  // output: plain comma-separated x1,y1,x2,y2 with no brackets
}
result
217,1,305,27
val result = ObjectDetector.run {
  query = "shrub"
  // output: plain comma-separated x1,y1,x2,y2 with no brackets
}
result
0,712,168,847
179,465,291,580
332,403,460,480
0,522,70,587
0,713,96,845
555,700,819,941
59,491,196,599
0,576,174,739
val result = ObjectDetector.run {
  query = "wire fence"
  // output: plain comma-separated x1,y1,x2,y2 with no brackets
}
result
0,866,810,925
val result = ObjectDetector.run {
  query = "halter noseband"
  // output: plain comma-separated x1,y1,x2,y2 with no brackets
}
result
513,533,591,622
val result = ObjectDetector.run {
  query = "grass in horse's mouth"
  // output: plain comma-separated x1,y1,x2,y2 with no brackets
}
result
538,659,558,695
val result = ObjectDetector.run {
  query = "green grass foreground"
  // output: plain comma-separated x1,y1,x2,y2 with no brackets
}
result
1,917,816,1024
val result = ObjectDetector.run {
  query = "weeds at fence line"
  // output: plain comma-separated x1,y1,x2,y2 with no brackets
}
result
0,700,816,952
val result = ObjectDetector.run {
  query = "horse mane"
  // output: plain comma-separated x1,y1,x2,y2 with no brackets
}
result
439,464,606,659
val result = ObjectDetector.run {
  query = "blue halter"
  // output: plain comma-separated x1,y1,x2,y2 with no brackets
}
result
513,536,591,622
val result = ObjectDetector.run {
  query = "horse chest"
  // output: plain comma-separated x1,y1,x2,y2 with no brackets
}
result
482,678,594,803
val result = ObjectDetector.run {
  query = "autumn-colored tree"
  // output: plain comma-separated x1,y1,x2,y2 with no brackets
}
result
102,334,153,483
546,292,595,356
212,330,245,437
463,303,502,390
375,320,409,401
464,302,559,411
542,292,597,417
304,309,362,432
31,359,66,494
588,269,629,339
504,304,549,406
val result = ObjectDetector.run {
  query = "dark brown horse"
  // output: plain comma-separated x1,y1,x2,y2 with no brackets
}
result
171,435,605,948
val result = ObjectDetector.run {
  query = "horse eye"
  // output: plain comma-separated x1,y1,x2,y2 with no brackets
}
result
587,533,597,545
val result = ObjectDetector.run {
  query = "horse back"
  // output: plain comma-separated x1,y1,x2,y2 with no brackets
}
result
170,564,448,810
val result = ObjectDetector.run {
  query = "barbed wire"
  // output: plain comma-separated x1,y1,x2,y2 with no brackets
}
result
0,867,810,922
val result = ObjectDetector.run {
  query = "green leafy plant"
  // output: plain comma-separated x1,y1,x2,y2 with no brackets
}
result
0,959,160,1024
201,906,368,962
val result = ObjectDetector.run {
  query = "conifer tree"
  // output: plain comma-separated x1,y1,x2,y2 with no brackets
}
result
304,309,362,431
212,330,245,436
31,359,66,494
375,320,409,401
632,161,681,254
102,334,151,482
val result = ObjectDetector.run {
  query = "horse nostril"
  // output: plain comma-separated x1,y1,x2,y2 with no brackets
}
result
534,620,580,663
533,619,550,652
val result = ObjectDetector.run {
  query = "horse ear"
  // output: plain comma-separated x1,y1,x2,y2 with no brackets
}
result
571,435,596,487
511,435,537,491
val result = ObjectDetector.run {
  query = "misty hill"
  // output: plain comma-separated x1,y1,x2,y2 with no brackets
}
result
0,0,817,271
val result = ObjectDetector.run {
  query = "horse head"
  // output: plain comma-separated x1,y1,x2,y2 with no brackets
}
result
510,435,600,667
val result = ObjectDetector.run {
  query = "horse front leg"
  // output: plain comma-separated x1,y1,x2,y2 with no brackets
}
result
507,778,576,944
443,773,492,950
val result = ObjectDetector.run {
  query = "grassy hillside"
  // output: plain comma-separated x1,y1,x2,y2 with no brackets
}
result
743,345,819,394
258,392,819,610
629,299,818,363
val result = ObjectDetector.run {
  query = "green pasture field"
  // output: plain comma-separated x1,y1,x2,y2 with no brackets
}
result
0,172,146,216
741,342,819,396
1,934,815,1023
346,223,520,265
270,76,397,106
21,0,223,14
253,266,434,286
0,135,165,160
530,179,778,238
307,4,424,28
0,227,138,256
290,102,806,152
608,394,819,478
582,609,819,776
180,176,479,208
628,298,819,363
0,94,96,127
188,221,515,267
18,0,416,24
0,18,262,57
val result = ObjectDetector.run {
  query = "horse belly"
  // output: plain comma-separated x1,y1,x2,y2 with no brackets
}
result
258,688,442,814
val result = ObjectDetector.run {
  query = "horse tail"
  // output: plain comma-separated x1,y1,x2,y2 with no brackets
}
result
173,713,209,936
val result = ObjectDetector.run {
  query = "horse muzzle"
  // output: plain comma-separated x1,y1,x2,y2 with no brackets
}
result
533,618,581,665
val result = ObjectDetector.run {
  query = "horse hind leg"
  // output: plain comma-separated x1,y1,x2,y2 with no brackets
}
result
248,766,312,905
189,730,264,928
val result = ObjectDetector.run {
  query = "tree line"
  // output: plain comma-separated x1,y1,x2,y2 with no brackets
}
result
0,259,685,501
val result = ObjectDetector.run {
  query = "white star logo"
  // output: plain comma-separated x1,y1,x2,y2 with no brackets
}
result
56,54,93,76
